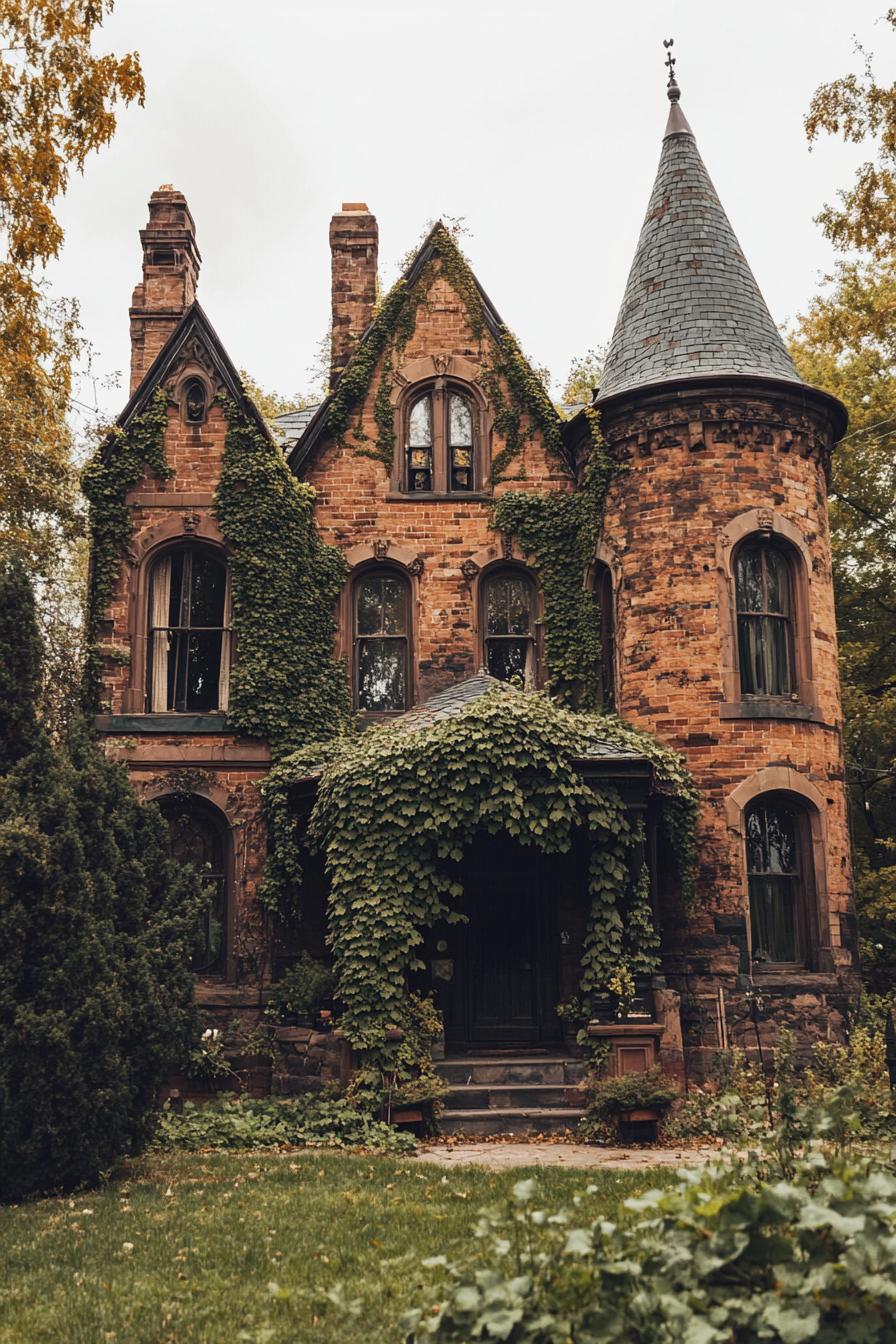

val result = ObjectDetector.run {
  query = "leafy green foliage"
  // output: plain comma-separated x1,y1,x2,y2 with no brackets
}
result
0,574,202,1200
0,557,42,770
405,1085,896,1342
493,413,617,707
154,1093,416,1154
213,400,351,755
582,1067,678,1122
81,388,171,710
346,992,448,1120
322,222,564,480
263,691,696,1056
267,952,336,1023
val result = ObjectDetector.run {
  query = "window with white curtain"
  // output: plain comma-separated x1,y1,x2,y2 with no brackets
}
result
148,548,230,713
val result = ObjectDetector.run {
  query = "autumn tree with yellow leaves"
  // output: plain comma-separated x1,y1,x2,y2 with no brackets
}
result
0,0,144,570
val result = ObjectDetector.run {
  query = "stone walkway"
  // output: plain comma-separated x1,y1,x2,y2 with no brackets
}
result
415,1142,720,1170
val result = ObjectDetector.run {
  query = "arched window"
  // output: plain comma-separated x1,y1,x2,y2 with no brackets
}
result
404,386,477,494
593,561,616,711
735,540,795,697
745,797,810,965
354,569,410,713
407,394,433,492
182,377,207,424
482,570,537,684
147,547,230,713
162,799,228,975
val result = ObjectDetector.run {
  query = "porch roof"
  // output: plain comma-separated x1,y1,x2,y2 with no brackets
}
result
287,675,652,793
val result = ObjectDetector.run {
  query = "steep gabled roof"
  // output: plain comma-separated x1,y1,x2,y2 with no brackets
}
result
288,222,518,475
109,302,271,447
598,88,803,403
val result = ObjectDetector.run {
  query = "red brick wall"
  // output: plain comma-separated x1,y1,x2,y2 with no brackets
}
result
600,381,858,1067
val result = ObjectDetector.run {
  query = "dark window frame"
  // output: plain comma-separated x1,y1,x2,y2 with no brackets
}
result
159,795,230,977
400,381,481,496
593,561,616,711
352,565,412,715
480,566,539,687
734,538,797,700
745,794,815,969
146,544,230,714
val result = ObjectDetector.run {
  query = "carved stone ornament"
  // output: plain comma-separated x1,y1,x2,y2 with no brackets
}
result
501,534,514,560
165,333,221,393
182,512,201,533
460,559,480,581
433,353,450,376
407,555,425,577
757,509,774,534
373,539,390,560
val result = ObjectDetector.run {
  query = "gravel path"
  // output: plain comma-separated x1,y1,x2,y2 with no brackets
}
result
415,1142,720,1170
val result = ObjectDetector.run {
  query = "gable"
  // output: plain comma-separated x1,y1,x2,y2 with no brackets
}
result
110,302,270,447
290,222,568,479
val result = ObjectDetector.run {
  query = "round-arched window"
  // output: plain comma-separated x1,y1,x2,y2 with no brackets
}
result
147,547,230,713
161,799,228,975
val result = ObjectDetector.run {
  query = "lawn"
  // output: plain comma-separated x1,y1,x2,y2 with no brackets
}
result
0,1149,678,1343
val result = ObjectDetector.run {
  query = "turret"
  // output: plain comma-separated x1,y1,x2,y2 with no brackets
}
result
595,52,856,1073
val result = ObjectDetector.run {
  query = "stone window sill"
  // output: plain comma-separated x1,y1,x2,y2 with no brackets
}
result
95,712,234,734
719,699,824,724
384,491,493,503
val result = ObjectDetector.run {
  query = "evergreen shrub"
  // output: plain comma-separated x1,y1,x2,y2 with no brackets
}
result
0,560,202,1200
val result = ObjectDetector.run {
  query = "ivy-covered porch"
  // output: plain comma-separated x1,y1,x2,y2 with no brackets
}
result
262,676,697,1069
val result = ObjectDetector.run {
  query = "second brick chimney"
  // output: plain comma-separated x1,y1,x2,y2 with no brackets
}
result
129,186,201,393
329,203,378,387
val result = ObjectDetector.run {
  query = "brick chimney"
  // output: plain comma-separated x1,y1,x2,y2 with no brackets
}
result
329,203,378,387
129,186,201,393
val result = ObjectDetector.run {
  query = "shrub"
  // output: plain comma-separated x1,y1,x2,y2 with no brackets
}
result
267,951,336,1024
579,1066,679,1142
403,1091,896,1341
155,1093,416,1154
0,561,202,1201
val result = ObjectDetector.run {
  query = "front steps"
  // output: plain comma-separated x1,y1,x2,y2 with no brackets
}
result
437,1054,587,1136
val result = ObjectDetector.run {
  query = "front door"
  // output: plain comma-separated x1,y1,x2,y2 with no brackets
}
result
439,843,560,1049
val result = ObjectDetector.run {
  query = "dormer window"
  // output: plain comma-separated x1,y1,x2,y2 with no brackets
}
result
403,386,478,495
183,378,207,425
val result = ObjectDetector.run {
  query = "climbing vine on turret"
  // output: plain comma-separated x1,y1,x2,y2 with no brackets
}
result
213,399,352,755
81,387,171,710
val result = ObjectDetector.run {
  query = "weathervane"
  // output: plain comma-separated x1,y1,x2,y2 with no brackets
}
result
663,37,680,102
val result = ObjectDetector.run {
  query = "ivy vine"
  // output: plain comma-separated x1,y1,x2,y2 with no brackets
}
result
493,409,618,707
261,689,698,1055
81,387,171,710
323,223,565,481
213,400,352,755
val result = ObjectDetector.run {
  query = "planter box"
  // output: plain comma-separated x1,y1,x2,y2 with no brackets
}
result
390,1107,424,1125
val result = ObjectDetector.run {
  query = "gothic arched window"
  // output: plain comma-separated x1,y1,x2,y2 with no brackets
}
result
354,568,411,713
745,797,810,965
593,561,616,711
482,569,537,685
147,547,230,713
183,377,207,424
162,798,228,975
404,386,477,494
735,540,795,697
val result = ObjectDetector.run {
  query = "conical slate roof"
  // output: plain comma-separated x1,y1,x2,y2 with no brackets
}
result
598,88,802,402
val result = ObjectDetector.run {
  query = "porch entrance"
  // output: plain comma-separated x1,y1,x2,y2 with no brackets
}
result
439,839,561,1050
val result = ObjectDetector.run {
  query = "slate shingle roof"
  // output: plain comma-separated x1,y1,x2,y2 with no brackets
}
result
272,405,320,451
598,95,802,402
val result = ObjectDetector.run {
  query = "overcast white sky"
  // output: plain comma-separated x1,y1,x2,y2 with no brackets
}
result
50,0,895,420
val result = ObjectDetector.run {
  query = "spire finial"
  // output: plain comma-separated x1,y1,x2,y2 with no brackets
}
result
663,37,680,102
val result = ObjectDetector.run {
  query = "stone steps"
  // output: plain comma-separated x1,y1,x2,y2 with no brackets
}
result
436,1055,587,1136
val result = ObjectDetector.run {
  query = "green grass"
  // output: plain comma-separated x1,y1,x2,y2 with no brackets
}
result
0,1149,678,1343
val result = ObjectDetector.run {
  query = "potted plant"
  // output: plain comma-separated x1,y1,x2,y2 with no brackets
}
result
580,1066,678,1144
267,952,336,1028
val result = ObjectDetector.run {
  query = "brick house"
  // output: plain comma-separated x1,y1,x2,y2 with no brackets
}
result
93,81,858,1127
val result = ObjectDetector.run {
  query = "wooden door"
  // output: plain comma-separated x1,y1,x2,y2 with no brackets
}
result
440,845,559,1048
